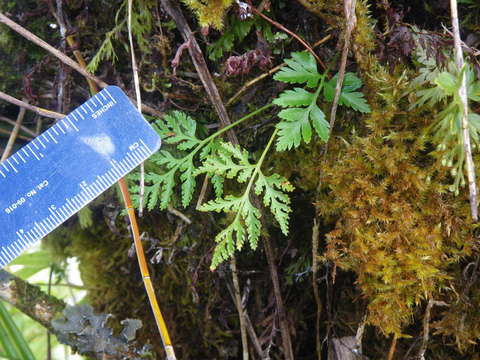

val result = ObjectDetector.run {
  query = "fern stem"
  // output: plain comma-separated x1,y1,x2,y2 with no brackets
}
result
244,128,279,197
204,103,274,144
175,103,275,172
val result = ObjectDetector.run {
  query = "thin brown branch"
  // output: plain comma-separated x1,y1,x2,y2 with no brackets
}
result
250,6,327,70
387,334,397,360
329,0,357,131
1,104,26,161
0,13,162,119
231,257,249,360
0,128,32,142
0,270,65,332
449,0,478,221
127,0,146,216
0,115,37,137
159,0,238,144
312,219,322,360
0,12,107,89
354,314,367,355
0,90,63,119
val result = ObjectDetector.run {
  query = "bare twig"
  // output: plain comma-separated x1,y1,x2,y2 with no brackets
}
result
225,276,264,359
418,300,449,360
312,219,322,360
387,334,397,360
354,314,367,355
418,299,434,360
329,0,357,131
231,257,249,360
0,128,32,142
250,6,326,70
0,90,63,119
449,0,478,221
127,0,146,216
0,115,36,137
159,0,237,144
1,104,26,161
167,205,192,224
0,12,107,89
0,270,65,332
0,12,162,118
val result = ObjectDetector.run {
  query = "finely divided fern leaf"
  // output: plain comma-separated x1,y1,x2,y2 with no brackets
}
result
255,173,294,235
137,112,202,209
197,142,293,269
156,111,201,150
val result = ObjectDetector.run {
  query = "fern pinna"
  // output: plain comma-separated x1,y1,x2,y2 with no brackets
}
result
131,52,369,268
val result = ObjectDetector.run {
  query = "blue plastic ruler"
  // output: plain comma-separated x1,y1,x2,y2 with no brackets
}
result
0,86,161,268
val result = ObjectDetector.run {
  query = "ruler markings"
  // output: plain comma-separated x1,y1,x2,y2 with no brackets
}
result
50,210,62,225
0,86,161,268
96,176,109,189
80,185,95,199
6,159,17,172
67,118,80,132
11,243,21,254
37,137,46,148
1,250,12,263
6,160,17,173
130,151,143,163
30,227,42,240
75,109,84,120
27,146,41,160
139,139,151,152
126,153,140,167
17,152,26,163
76,192,88,204
110,165,123,179
39,221,50,234
33,223,44,237
47,131,58,144
57,207,69,220
104,88,117,104
57,124,66,135
138,146,150,158
115,160,128,173
45,216,56,229
16,233,28,247
91,182,102,194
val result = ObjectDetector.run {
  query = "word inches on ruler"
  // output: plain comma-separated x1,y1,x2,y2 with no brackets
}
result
0,86,161,268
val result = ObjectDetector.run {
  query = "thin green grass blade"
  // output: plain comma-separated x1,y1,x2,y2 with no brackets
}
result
0,319,19,360
0,302,35,360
